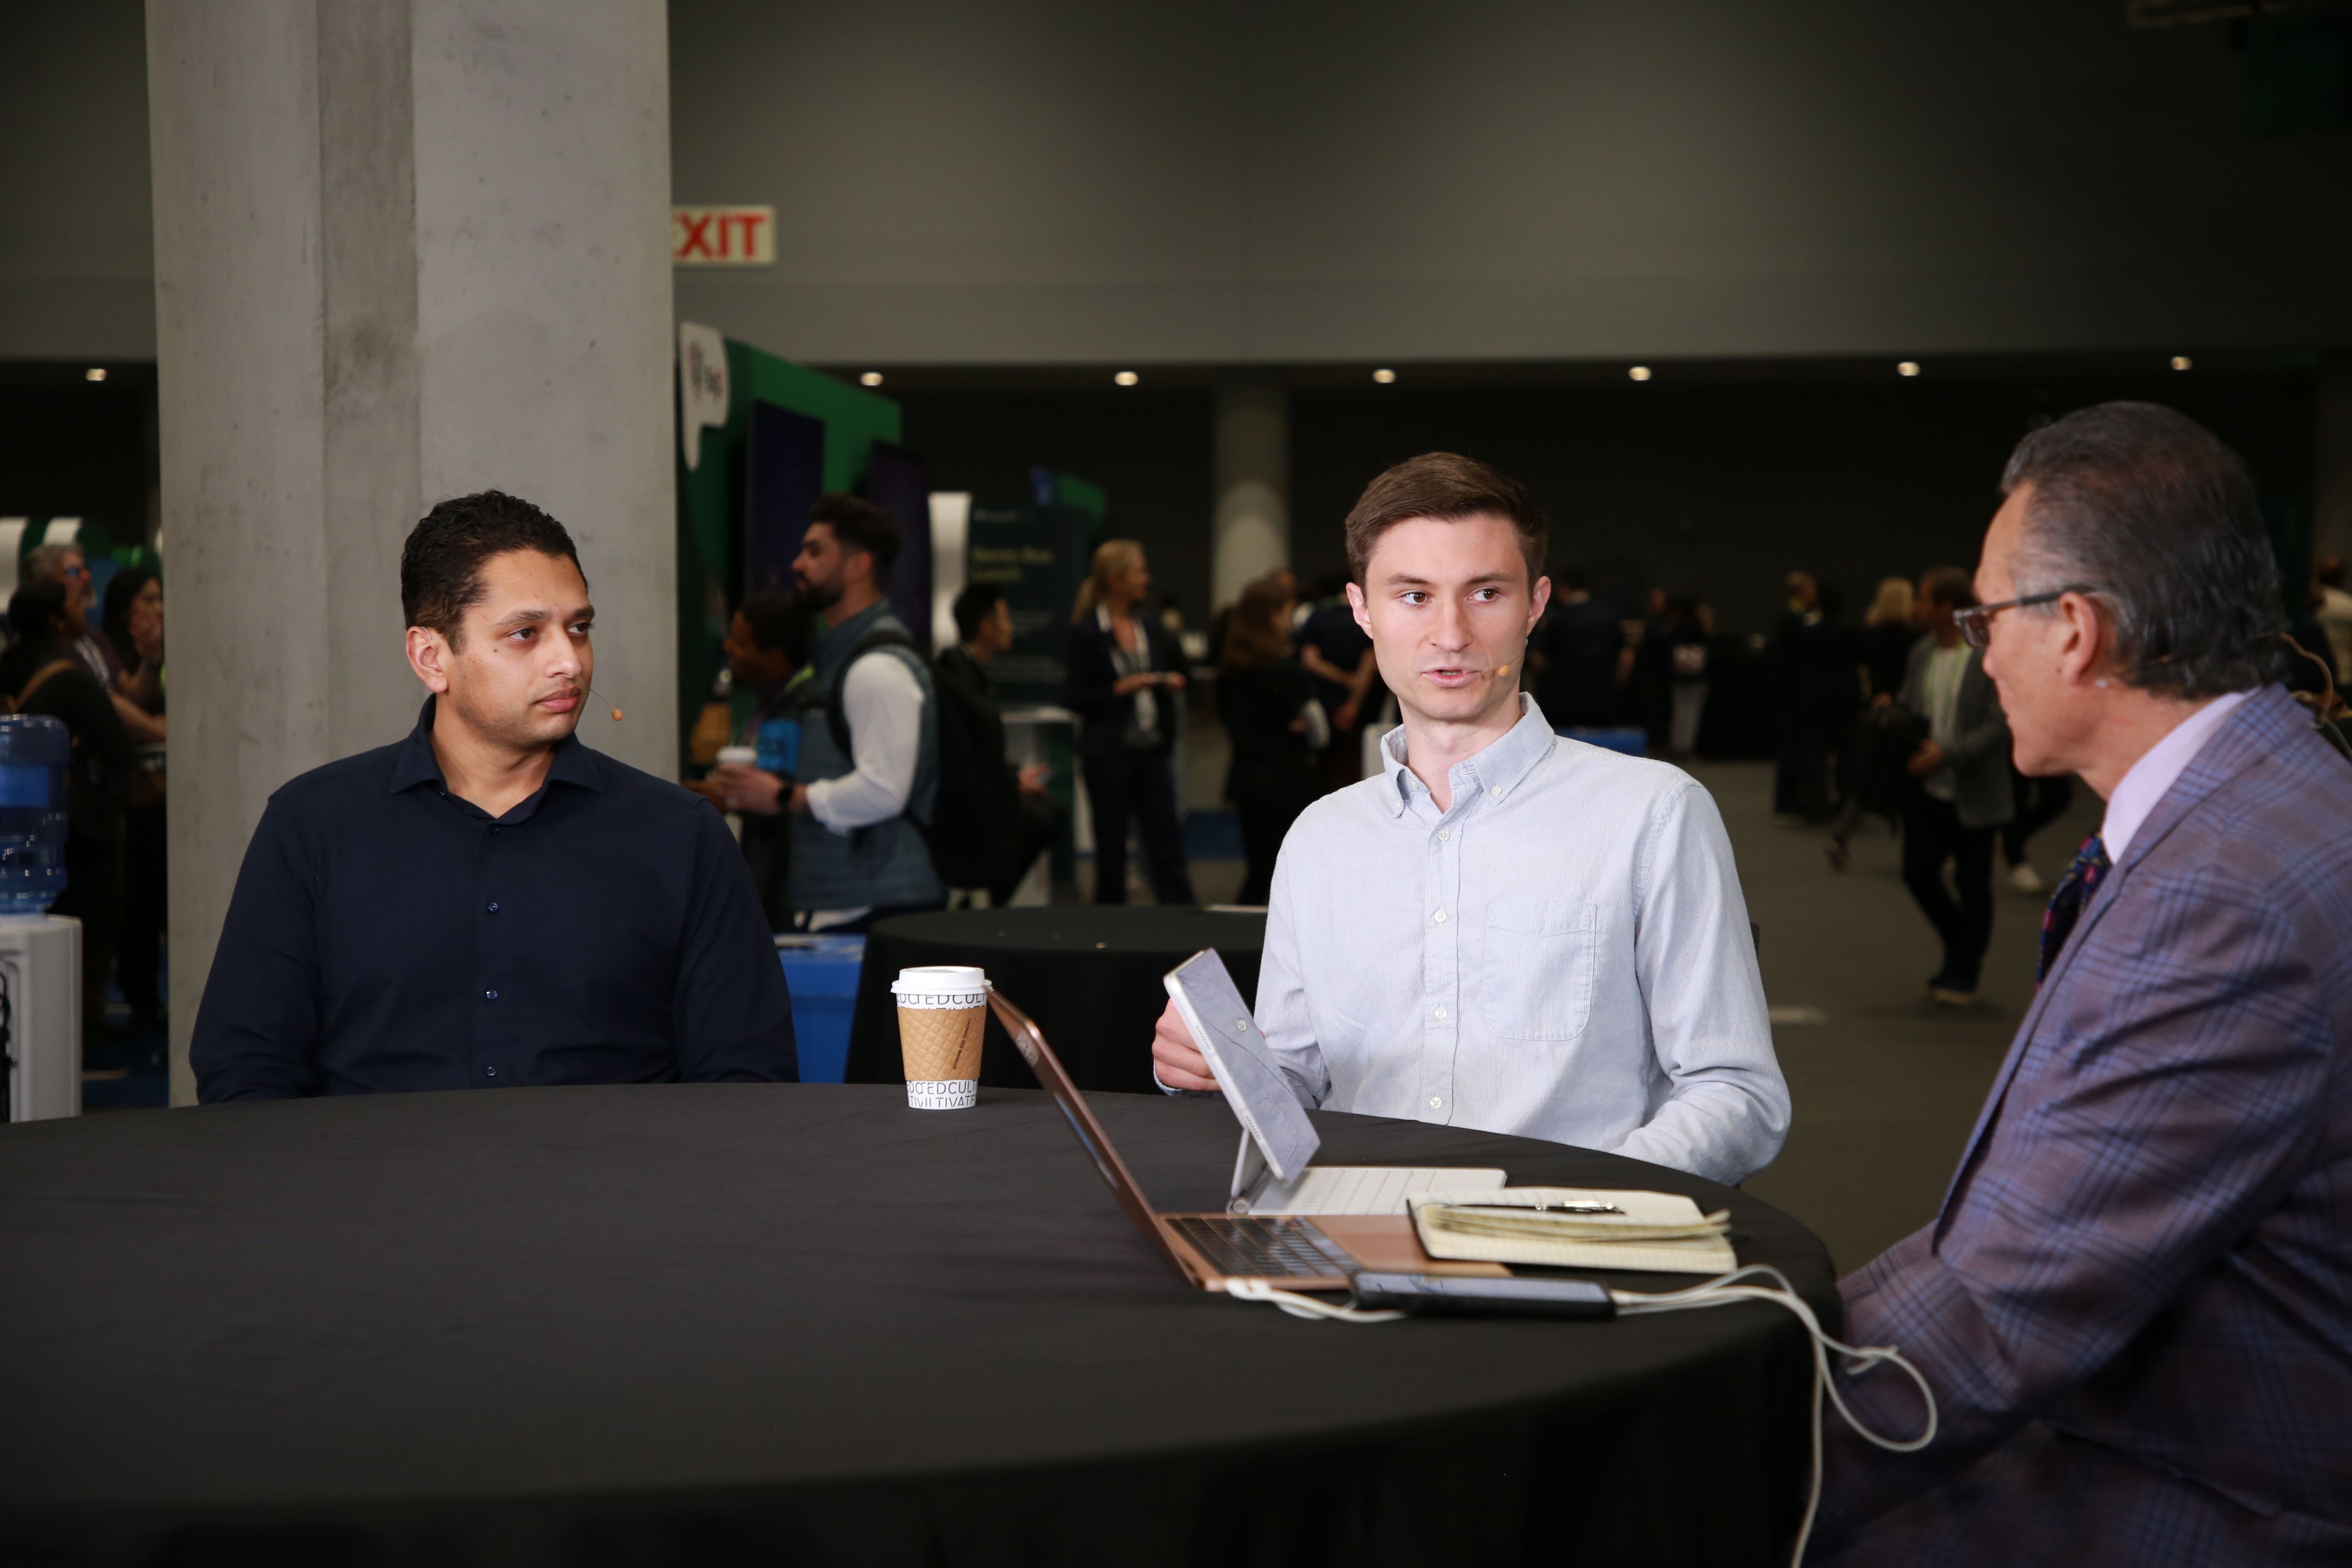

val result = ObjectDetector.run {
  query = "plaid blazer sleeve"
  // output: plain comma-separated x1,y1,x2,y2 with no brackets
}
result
1812,836,2335,1543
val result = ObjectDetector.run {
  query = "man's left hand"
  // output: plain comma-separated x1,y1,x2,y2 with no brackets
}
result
1151,998,1220,1092
1907,740,1945,778
715,763,789,815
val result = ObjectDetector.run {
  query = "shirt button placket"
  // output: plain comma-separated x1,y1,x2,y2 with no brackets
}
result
1424,810,1461,1125
475,819,502,1086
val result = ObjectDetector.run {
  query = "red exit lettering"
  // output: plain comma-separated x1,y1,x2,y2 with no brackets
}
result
672,206,775,267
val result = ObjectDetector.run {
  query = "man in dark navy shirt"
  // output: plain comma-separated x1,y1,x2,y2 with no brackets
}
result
193,491,796,1099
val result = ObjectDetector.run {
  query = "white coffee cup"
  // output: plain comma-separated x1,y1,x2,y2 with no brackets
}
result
715,745,757,768
890,965,988,1109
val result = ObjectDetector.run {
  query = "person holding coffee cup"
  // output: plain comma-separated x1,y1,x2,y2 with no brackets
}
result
686,592,817,931
719,498,946,935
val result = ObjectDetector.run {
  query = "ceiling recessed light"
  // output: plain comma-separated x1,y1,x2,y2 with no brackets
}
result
84,368,106,383
1628,365,1652,382
1113,370,1139,387
1372,368,1396,384
858,371,883,387
1896,361,1921,377
2170,355,2193,371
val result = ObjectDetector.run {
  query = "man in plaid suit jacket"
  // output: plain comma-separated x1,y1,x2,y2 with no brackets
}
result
1815,404,2352,1564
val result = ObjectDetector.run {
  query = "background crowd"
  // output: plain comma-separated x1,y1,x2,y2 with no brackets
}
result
0,546,166,1055
688,524,2326,944
47,524,2338,1051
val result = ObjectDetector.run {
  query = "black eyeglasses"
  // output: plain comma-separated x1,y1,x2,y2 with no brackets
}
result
1952,586,2096,650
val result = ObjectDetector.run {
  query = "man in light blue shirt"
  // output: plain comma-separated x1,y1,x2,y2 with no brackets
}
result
1152,453,1788,1184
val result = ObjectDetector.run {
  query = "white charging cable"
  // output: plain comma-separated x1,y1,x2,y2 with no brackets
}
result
1227,1263,1936,1567
1225,1277,1407,1322
1610,1264,1935,1565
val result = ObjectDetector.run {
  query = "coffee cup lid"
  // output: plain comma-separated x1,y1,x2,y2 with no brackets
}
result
891,965,989,998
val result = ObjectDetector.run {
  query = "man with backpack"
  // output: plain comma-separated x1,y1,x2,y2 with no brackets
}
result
717,495,943,931
935,582,1064,905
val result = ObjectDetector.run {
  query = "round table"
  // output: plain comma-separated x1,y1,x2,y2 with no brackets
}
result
0,1087,1832,1567
845,906,1268,1093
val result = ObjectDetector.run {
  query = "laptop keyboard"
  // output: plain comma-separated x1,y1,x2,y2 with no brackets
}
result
1169,1215,1350,1281
1265,1164,1505,1216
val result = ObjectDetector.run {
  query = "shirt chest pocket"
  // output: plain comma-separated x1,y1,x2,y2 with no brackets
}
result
1481,898,1597,1042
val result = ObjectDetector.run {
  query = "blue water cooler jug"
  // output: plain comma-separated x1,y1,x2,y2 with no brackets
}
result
0,715,70,914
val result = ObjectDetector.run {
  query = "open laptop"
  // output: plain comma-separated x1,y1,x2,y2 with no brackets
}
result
986,986,1372,1291
986,985,1620,1315
1161,948,1506,1216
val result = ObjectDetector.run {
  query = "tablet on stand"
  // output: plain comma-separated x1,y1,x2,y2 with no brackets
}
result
1164,949,1506,1216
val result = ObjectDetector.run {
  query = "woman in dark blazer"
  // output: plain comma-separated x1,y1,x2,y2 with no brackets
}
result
1065,540,1195,905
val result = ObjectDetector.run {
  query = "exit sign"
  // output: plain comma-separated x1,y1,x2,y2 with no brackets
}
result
672,205,774,266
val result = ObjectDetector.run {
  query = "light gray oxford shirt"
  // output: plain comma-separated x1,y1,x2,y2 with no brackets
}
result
1253,696,1788,1185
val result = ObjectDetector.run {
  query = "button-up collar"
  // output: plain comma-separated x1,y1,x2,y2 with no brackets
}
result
388,696,606,824
1377,694,1559,820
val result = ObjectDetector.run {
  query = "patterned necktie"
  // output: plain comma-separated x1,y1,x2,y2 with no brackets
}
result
2039,833,2112,984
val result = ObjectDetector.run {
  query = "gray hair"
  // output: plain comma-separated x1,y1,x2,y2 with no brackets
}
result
22,543,83,587
2000,402,2280,699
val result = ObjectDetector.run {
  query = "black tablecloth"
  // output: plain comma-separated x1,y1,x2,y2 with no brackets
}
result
845,906,1267,1093
0,1087,1833,1568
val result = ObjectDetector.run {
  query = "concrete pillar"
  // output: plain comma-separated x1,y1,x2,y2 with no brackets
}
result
148,0,677,1105
2315,358,2352,570
1212,375,1289,611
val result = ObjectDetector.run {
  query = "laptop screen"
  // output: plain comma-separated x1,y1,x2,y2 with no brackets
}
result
984,989,1191,1277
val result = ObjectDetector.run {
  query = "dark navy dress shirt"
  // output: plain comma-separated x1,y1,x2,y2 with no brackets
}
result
193,698,798,1099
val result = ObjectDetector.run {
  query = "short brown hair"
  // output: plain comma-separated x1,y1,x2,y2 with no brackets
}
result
1343,453,1548,587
